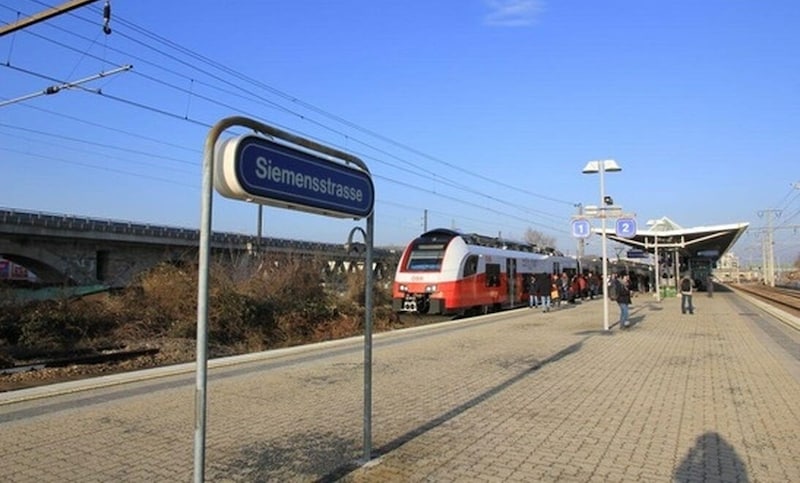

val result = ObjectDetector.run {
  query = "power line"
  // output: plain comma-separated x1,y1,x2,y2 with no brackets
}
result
5,20,573,227
1,145,198,188
71,3,579,207
0,121,197,165
4,59,569,229
771,181,800,212
0,127,196,174
13,101,202,153
1,3,577,242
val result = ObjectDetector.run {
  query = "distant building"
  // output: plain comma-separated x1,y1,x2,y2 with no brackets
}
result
715,252,760,282
718,252,739,270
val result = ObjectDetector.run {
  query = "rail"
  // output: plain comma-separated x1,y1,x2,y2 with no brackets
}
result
732,283,800,321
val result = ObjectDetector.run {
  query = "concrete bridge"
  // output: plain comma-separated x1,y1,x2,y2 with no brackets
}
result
0,208,400,287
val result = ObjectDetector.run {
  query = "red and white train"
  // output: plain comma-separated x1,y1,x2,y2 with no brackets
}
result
392,229,577,315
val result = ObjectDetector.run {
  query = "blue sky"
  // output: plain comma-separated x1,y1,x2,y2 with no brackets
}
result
1,0,798,264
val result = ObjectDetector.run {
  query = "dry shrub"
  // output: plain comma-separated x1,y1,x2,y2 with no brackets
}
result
310,313,363,342
0,286,21,308
255,254,328,310
1,252,401,360
0,302,24,346
120,262,199,338
236,254,334,346
207,290,278,347
372,304,402,331
343,271,393,306
12,297,118,351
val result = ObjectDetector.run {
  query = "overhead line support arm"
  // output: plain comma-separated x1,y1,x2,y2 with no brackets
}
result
0,0,100,37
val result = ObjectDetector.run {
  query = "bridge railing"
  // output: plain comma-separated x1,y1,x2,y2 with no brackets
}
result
0,207,398,259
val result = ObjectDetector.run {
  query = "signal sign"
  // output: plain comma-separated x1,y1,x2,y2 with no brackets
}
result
615,217,637,238
572,218,591,239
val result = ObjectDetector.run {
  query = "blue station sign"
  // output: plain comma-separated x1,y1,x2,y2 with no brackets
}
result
571,218,591,239
615,217,637,239
215,135,374,219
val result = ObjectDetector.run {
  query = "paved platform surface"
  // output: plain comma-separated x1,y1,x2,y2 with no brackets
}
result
1,289,799,482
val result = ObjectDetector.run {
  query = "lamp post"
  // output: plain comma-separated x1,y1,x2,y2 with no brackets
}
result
582,159,621,331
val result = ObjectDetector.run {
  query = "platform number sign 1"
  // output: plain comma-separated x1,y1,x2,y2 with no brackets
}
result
571,218,591,239
615,217,637,239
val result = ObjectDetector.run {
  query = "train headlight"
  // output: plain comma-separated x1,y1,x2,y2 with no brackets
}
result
399,284,408,292
425,284,438,293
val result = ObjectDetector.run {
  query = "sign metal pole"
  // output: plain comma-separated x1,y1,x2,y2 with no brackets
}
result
197,116,375,481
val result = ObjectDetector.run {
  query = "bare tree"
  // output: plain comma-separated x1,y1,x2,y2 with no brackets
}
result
523,228,556,249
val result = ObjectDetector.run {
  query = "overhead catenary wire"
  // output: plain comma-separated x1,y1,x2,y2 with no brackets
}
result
1,1,579,242
3,60,566,227
0,145,197,188
35,1,579,209
0,125,197,172
2,60,568,231
1,27,567,228
13,100,202,154
12,18,570,224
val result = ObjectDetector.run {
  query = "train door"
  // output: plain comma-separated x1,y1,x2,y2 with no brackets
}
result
506,258,517,307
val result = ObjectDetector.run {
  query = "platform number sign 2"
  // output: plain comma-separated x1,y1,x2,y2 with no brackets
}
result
571,219,591,239
615,217,637,239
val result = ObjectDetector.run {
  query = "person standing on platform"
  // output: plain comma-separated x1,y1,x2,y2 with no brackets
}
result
534,272,552,312
550,275,561,308
559,272,570,304
615,274,632,328
680,273,694,314
587,271,598,299
706,274,714,297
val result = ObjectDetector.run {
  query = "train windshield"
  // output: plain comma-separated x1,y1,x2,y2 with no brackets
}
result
405,243,446,271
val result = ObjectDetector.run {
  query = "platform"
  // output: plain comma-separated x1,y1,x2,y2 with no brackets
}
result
344,290,800,482
0,288,798,481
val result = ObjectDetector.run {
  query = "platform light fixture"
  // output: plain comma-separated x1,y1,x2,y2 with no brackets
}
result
582,159,622,331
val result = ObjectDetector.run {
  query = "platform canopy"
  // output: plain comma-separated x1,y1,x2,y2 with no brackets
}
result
594,216,749,261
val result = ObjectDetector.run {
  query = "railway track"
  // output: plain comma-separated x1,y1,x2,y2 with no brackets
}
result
731,283,800,320
0,347,160,376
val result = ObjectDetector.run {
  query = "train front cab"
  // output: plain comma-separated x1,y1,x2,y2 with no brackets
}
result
392,230,456,315
393,257,510,316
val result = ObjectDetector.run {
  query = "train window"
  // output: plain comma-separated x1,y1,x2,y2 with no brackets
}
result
406,249,445,271
485,263,500,287
463,255,479,277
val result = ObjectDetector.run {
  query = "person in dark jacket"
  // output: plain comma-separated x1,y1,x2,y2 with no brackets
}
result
680,273,694,314
534,272,552,312
615,274,632,328
528,276,537,308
